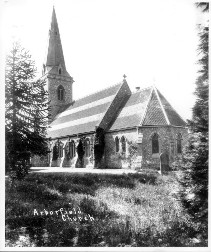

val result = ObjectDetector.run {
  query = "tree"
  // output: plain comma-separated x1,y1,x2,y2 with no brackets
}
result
177,2,209,240
191,3,209,133
5,42,49,178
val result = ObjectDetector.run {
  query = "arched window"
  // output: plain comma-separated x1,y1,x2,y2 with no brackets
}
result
152,133,159,154
177,134,182,154
121,136,126,154
70,140,76,158
84,138,91,157
57,85,64,101
115,136,119,152
65,141,75,159
58,142,63,158
59,68,62,75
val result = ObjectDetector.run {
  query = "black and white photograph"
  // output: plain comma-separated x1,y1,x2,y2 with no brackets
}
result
2,0,209,249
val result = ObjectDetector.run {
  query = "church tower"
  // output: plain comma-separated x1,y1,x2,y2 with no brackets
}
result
43,7,74,121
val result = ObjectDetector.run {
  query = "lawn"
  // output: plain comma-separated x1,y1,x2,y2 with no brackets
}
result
5,171,206,247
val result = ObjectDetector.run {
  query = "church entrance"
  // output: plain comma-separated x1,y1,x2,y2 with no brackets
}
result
160,152,170,174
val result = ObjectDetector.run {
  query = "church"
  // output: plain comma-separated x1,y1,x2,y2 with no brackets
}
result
32,7,188,171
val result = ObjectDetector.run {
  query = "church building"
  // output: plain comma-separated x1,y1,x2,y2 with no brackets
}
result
32,7,188,171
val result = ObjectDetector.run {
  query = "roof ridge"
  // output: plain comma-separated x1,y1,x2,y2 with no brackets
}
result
131,85,154,93
139,86,154,126
73,82,122,102
154,87,170,125
99,81,131,130
156,89,187,124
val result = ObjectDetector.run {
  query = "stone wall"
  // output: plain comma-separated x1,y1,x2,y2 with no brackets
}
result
50,134,95,168
139,126,188,169
47,73,73,121
32,125,188,169
105,128,138,169
105,126,188,170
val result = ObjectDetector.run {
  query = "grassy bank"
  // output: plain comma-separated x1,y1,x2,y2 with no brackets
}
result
5,171,206,247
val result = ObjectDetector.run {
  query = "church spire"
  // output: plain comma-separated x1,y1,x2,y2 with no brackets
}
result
46,6,66,70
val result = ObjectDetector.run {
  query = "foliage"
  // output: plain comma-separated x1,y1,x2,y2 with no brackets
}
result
175,2,209,241
195,2,209,13
5,42,49,177
176,133,208,234
191,24,209,133
6,172,206,247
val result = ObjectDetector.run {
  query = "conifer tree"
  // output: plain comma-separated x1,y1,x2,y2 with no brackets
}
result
191,3,209,133
177,2,209,240
5,42,49,177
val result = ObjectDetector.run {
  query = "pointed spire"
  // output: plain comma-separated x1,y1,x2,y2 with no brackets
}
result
45,6,66,69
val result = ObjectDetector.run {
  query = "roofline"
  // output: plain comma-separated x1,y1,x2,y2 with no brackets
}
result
156,88,187,124
153,86,170,125
98,81,125,129
107,126,137,133
131,85,154,94
48,130,96,140
49,123,188,139
139,125,187,129
139,86,154,126
71,82,122,103
107,124,187,133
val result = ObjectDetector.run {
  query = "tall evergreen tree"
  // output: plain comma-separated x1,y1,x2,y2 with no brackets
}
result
191,3,209,133
5,42,49,177
177,2,209,241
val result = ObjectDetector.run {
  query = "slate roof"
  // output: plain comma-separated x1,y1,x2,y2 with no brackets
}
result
156,90,186,126
142,88,168,125
47,83,123,138
46,7,66,70
109,87,152,130
109,86,186,130
48,84,186,139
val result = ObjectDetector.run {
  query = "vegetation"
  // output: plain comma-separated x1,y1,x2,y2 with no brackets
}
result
174,2,209,242
5,172,206,247
5,42,49,178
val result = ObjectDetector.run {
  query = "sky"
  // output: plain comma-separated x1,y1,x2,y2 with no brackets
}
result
1,0,208,120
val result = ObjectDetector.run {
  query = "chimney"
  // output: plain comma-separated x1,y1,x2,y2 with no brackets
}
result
135,87,140,92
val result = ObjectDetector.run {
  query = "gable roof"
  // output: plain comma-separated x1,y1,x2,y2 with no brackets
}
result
156,89,186,126
142,88,168,126
48,84,186,138
109,86,186,131
47,82,126,138
109,87,152,130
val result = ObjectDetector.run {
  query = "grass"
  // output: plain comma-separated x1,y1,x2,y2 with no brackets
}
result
5,171,207,247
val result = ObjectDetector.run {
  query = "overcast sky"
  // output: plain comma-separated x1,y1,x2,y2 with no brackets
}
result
1,0,208,120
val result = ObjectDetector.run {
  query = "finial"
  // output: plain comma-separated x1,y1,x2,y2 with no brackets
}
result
123,74,127,81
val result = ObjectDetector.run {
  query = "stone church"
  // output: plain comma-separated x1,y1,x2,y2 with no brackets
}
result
32,7,188,171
